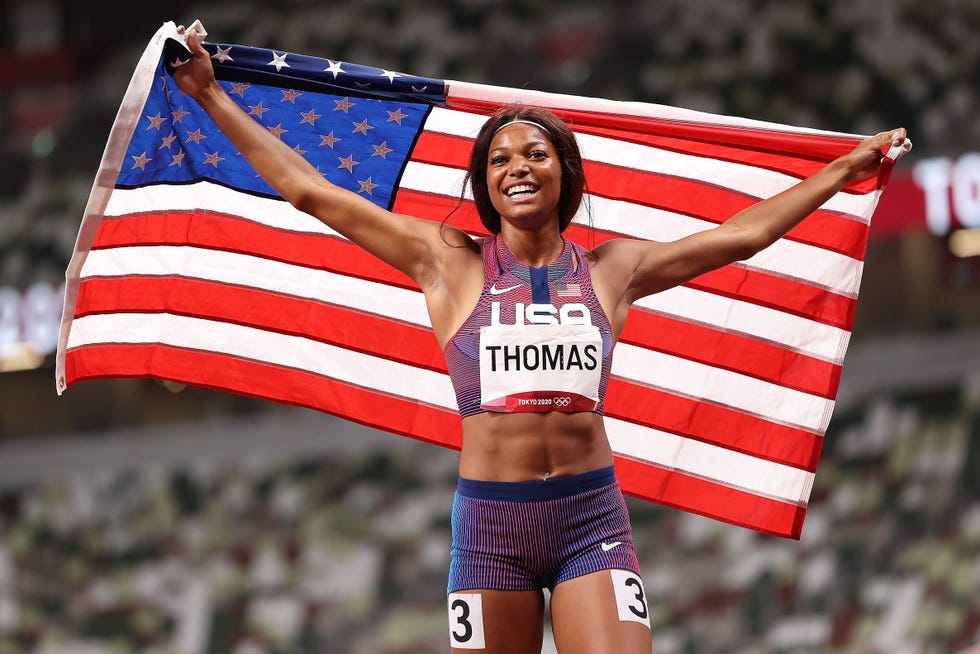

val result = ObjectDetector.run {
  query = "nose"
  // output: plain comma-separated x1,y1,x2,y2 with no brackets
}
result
507,156,531,176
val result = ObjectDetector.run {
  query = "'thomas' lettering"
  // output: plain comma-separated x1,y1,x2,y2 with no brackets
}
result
485,343,599,372
491,302,591,326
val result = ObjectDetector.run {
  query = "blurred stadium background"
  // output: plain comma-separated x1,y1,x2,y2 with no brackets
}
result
1,0,979,652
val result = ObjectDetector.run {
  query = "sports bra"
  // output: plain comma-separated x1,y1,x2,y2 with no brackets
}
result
444,235,614,419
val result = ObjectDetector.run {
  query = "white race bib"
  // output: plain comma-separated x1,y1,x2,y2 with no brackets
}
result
479,323,602,412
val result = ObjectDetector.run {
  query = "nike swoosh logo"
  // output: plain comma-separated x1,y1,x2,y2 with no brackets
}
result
601,541,623,552
489,283,521,295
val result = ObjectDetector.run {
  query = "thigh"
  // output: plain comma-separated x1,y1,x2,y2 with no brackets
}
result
550,570,653,654
449,589,545,654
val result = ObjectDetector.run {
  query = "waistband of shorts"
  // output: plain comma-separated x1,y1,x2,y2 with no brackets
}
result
455,466,616,502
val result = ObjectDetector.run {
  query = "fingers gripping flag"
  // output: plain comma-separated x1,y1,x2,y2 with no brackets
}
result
57,21,910,539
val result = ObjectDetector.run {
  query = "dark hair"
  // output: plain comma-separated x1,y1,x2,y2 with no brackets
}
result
462,105,586,234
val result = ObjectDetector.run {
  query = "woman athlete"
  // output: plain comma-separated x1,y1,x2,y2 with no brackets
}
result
173,24,906,654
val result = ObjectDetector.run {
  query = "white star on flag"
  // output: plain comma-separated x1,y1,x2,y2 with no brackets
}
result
211,46,234,63
268,52,290,72
324,60,345,79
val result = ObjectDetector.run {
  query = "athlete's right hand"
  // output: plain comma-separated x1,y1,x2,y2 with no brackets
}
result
173,24,217,101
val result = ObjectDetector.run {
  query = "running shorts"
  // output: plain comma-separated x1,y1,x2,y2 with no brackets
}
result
447,466,641,593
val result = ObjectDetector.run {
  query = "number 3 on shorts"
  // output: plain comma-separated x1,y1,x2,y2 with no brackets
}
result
610,569,651,628
448,592,486,649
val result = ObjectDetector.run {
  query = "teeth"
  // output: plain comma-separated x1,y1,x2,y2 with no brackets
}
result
505,185,536,197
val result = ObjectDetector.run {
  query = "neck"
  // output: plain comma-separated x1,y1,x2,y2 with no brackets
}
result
499,226,564,268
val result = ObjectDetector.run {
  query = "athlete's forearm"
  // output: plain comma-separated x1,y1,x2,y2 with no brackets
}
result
724,130,899,254
615,131,903,303
725,156,852,249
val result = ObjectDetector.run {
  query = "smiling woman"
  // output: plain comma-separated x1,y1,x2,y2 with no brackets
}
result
487,122,564,236
463,107,587,238
169,22,906,654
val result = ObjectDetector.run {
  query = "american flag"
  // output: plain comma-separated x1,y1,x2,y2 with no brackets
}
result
56,22,907,539
556,283,582,298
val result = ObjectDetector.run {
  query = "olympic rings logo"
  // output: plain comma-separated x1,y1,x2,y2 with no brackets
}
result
554,397,572,407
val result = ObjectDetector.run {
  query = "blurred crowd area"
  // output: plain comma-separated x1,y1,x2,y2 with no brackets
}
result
0,374,978,654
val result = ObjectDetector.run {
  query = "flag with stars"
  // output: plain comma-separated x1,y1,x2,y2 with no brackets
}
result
556,283,582,298
57,21,908,539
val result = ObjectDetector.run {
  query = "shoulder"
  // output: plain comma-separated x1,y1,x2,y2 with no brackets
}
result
586,236,682,308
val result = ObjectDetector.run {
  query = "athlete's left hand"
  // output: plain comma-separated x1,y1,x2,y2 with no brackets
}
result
838,128,908,184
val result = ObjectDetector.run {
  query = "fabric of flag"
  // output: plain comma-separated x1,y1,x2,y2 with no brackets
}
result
56,22,908,539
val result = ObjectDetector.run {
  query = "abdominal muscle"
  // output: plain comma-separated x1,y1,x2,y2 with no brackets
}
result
457,410,615,482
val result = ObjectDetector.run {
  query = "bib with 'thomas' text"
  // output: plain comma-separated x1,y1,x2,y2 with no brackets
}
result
479,323,602,412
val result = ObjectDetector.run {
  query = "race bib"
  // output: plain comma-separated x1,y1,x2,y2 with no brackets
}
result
479,323,602,412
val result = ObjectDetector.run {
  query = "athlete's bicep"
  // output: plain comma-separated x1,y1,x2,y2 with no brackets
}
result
592,232,735,311
623,226,753,303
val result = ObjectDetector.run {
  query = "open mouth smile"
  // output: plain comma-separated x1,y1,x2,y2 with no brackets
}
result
504,184,538,198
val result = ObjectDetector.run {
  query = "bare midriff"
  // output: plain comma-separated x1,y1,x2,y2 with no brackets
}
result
457,411,615,482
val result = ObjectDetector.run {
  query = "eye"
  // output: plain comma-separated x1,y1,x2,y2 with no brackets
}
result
489,154,507,166
528,150,548,160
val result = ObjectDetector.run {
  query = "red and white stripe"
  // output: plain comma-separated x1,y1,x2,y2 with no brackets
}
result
58,28,899,538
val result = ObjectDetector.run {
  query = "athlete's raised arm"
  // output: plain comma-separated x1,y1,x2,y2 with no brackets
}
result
171,26,477,293
590,128,907,334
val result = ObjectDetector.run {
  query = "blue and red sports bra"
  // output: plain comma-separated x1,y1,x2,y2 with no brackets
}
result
443,235,614,419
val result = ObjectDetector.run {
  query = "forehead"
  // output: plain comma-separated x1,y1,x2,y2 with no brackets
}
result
489,122,554,150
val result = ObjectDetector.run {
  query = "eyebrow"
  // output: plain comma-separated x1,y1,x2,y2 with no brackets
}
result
489,140,549,154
